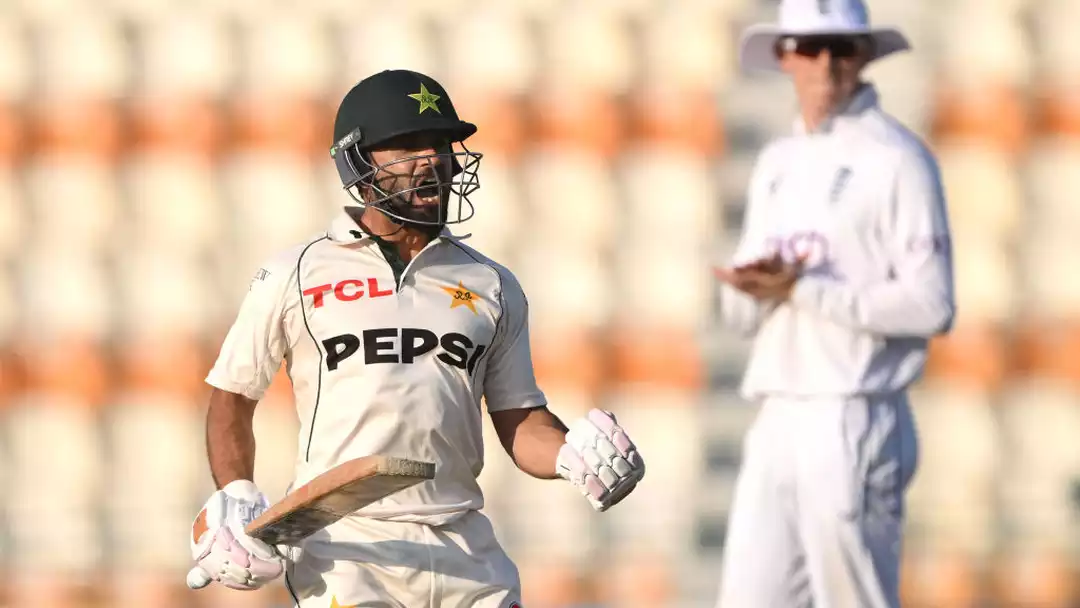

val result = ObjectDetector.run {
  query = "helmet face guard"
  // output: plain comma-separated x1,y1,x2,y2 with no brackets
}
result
332,128,482,229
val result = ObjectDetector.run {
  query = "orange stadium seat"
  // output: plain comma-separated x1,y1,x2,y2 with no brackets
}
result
453,92,530,161
0,101,25,167
520,148,619,248
0,166,28,261
23,156,121,257
630,87,723,158
531,8,634,159
1033,0,1080,98
6,336,107,608
905,384,1000,560
610,327,706,390
228,14,335,161
935,2,1033,154
619,149,721,241
602,389,700,558
1020,136,1080,352
230,94,329,161
29,96,124,161
931,85,1030,159
900,549,983,608
935,140,1023,247
529,329,608,397
949,236,1017,324
0,14,32,101
336,12,441,100
131,10,232,157
32,13,129,160
1024,135,1080,230
105,355,208,603
998,381,1080,552
1013,321,1080,385
130,98,224,159
494,395,595,575
0,14,28,166
530,87,629,161
990,551,1079,608
923,322,1010,391
641,3,736,93
1036,88,1080,139
441,5,537,160
121,153,225,258
634,4,732,157
595,553,678,608
116,333,209,402
114,246,219,338
517,560,589,608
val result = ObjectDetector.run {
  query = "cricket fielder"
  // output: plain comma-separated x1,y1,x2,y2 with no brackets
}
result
185,70,645,607
712,0,955,606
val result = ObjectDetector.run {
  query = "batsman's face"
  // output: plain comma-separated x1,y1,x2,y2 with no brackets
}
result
364,133,454,223
778,35,870,119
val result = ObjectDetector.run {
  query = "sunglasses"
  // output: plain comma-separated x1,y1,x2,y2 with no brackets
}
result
774,35,869,59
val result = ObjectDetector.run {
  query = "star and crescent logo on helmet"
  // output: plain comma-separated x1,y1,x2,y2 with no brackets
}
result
408,83,442,115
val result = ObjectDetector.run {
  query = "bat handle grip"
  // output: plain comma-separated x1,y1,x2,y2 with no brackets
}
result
186,566,213,590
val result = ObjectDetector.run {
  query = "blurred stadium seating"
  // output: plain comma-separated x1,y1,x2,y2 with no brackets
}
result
0,0,1077,606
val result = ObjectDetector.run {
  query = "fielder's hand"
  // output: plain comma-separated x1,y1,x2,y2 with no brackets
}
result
714,252,806,302
187,480,284,591
556,408,645,512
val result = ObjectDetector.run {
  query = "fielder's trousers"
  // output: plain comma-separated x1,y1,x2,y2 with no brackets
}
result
716,392,919,608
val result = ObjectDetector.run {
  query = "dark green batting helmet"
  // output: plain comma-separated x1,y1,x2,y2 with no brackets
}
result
330,70,482,229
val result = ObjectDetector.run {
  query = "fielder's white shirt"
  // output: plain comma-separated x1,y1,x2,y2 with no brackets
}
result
720,84,956,400
207,210,547,525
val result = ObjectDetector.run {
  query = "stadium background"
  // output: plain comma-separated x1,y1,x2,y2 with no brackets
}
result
0,0,1077,606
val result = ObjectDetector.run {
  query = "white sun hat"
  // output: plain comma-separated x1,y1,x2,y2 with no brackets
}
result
739,0,910,72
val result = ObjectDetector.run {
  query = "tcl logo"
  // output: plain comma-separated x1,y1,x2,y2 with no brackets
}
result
323,328,488,374
303,279,393,308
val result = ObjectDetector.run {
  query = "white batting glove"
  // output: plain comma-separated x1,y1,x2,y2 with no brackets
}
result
187,479,284,591
556,408,645,512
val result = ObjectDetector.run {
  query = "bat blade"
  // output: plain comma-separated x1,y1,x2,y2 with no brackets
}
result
245,455,436,546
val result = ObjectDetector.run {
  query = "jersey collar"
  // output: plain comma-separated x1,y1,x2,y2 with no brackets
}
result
794,83,879,136
326,208,470,246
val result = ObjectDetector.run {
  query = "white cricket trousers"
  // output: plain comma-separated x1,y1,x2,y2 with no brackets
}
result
716,392,919,608
284,509,522,608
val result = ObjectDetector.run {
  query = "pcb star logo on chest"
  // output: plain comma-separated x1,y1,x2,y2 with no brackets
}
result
441,281,481,315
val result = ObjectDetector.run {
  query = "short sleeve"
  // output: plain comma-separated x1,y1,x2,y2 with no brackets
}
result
483,267,547,413
205,259,296,401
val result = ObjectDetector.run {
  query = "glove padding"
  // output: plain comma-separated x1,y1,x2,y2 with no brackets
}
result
187,479,284,591
556,408,645,512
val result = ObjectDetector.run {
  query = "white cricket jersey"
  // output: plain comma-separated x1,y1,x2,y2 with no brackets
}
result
206,210,547,525
720,84,956,400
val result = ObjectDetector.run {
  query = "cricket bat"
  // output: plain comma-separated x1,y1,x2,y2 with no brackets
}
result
245,454,436,546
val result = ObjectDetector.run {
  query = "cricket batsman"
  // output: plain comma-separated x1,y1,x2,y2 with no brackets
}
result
712,0,955,606
184,69,646,607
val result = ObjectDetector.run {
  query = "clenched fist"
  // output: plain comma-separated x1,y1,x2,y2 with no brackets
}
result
556,409,645,512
